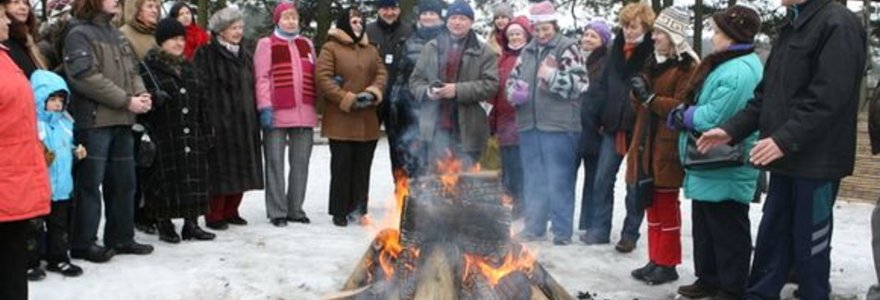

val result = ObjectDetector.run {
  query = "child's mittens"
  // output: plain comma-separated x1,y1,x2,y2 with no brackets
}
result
44,144,55,166
507,79,530,107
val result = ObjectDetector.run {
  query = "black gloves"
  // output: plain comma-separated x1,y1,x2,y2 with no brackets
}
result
629,76,655,106
351,92,376,111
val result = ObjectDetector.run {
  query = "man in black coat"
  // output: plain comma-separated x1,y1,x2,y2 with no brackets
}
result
869,78,880,300
698,0,867,298
365,0,414,183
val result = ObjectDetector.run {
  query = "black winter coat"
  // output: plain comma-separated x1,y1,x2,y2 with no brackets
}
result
384,25,445,136
193,38,264,194
583,31,654,134
722,0,867,179
581,46,610,155
872,84,880,154
366,20,413,95
139,49,211,218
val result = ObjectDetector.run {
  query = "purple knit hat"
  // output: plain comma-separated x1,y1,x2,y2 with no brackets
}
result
585,20,612,46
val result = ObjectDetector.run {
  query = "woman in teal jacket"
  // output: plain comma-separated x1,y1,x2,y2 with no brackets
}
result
667,6,762,299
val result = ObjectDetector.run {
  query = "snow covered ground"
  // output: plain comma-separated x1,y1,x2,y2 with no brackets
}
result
32,138,876,300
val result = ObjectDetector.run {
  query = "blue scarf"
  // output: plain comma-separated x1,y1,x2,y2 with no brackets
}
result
274,26,299,40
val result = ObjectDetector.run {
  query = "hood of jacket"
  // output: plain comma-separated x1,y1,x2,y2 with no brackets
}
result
328,28,371,47
30,69,71,124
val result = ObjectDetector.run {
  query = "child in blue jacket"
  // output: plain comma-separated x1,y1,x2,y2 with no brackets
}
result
31,70,86,277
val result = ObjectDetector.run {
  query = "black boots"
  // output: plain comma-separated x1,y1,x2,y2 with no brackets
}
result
158,219,181,244
111,241,154,255
632,261,678,285
71,244,116,263
46,261,83,277
332,216,348,227
271,218,288,227
631,261,657,281
182,219,216,241
26,266,46,281
159,219,215,241
678,280,719,298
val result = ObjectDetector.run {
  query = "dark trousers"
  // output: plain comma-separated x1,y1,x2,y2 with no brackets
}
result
0,220,29,300
328,139,377,217
25,218,43,269
72,126,137,249
747,174,839,300
206,193,244,222
500,145,524,216
578,152,598,230
134,166,153,226
692,200,751,298
46,201,72,263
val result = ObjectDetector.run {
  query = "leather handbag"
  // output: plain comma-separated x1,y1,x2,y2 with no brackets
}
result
683,131,745,170
634,115,655,210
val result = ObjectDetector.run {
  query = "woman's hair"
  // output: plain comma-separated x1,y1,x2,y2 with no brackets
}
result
72,0,106,20
619,3,655,30
130,0,159,23
6,1,38,42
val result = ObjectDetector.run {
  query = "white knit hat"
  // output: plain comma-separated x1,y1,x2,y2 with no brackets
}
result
654,6,699,62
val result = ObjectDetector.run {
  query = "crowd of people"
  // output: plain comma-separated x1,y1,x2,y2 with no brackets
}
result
0,0,878,299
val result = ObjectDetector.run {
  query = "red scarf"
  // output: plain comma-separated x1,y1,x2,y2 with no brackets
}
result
270,34,316,109
183,24,210,60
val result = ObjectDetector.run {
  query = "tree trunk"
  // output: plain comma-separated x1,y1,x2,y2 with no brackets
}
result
400,0,418,26
198,0,209,28
315,0,333,52
694,0,704,57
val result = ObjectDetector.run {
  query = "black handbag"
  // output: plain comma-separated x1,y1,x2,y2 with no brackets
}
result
634,115,655,210
682,131,745,170
133,123,157,168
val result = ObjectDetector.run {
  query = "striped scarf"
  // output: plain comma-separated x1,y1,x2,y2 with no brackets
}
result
269,33,316,109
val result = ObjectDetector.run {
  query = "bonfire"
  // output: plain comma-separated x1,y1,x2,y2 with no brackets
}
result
324,151,573,300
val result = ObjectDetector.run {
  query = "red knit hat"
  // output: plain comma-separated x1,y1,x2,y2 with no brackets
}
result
273,1,297,24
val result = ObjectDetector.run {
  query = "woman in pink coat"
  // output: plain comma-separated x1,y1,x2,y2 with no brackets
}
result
253,1,318,227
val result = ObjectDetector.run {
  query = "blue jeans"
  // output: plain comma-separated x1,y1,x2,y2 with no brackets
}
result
500,145,524,216
747,174,838,300
519,130,580,241
71,126,137,249
581,132,643,243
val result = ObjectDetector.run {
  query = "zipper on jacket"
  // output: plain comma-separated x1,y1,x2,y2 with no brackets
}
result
530,47,542,130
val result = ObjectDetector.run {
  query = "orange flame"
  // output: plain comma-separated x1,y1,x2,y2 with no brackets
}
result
463,247,538,287
374,229,404,278
435,150,462,194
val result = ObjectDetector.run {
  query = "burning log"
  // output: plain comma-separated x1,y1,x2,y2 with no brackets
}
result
412,246,457,300
530,263,575,300
338,166,574,300
341,229,401,291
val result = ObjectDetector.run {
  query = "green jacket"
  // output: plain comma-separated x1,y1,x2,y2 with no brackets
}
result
679,53,762,204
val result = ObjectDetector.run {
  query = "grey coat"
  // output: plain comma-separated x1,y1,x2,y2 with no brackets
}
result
507,34,587,133
409,31,498,153
63,13,147,129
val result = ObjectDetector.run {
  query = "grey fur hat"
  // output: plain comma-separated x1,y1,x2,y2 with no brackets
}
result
208,7,243,33
493,3,513,18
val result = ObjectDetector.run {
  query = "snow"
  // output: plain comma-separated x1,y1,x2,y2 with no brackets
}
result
32,138,876,300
